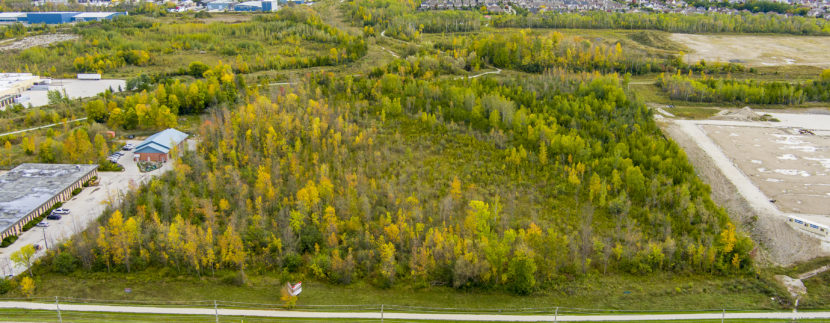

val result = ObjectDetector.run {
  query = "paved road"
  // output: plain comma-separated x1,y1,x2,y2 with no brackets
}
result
0,118,87,138
0,301,827,321
0,140,181,277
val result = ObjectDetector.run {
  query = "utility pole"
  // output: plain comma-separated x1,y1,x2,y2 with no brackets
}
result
42,227,48,250
55,296,62,323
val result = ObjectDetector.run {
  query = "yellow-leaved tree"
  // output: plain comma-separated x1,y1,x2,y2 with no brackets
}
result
19,276,34,298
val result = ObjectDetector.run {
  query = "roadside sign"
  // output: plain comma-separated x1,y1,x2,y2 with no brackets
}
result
286,282,302,296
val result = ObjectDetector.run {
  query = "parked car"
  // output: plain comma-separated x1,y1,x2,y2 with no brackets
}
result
52,208,70,215
36,221,48,227
47,214,62,220
122,144,134,151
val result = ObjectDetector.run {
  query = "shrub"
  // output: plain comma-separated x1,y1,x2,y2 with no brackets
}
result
0,278,12,295
72,188,82,196
98,162,124,172
188,61,210,78
0,235,18,248
507,250,537,295
220,270,247,286
283,253,303,273
52,252,79,274
19,277,34,298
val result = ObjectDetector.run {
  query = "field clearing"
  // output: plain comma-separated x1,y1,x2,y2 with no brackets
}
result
671,34,830,68
702,124,830,216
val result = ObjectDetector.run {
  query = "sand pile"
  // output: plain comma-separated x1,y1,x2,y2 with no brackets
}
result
717,107,763,121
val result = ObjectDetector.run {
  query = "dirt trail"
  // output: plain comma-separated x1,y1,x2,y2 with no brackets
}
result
798,265,830,280
662,122,826,266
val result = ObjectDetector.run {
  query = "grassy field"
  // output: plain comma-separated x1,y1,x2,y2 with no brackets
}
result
3,308,829,323
4,268,807,312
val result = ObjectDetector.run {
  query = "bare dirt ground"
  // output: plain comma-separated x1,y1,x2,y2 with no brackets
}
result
670,34,830,68
0,34,78,52
702,125,830,215
663,122,826,266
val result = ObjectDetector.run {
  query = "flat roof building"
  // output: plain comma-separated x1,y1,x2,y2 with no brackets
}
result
71,12,126,22
234,1,263,11
0,163,98,240
0,73,40,110
26,12,80,25
0,12,27,24
206,0,234,11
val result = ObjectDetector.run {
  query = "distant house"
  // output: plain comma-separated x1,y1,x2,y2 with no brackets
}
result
134,128,189,163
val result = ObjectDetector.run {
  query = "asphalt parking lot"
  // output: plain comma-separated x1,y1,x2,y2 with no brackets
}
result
0,140,178,276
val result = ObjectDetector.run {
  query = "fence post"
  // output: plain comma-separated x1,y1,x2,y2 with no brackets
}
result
721,308,725,323
214,300,219,323
55,296,62,323
554,307,558,322
381,304,384,323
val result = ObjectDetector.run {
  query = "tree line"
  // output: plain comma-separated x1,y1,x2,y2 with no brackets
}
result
493,11,830,35
343,0,482,40
72,50,152,73
687,0,811,16
657,69,830,104
432,31,745,75
84,62,241,130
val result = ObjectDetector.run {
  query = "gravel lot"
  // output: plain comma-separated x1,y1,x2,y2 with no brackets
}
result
702,125,830,215
671,33,830,68
666,112,830,264
20,79,126,108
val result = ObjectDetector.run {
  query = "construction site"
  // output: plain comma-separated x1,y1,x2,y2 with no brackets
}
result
662,108,830,266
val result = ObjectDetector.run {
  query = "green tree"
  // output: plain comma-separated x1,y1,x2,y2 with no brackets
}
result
507,248,536,295
10,245,36,277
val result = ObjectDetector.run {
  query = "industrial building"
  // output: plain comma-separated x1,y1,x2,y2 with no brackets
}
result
234,1,264,11
134,128,189,163
205,0,279,11
0,12,27,24
26,12,80,24
0,164,98,241
206,0,234,11
71,12,126,22
0,73,40,110
0,12,126,25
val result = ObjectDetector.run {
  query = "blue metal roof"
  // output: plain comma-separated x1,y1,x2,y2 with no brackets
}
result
135,128,188,154
134,143,167,154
